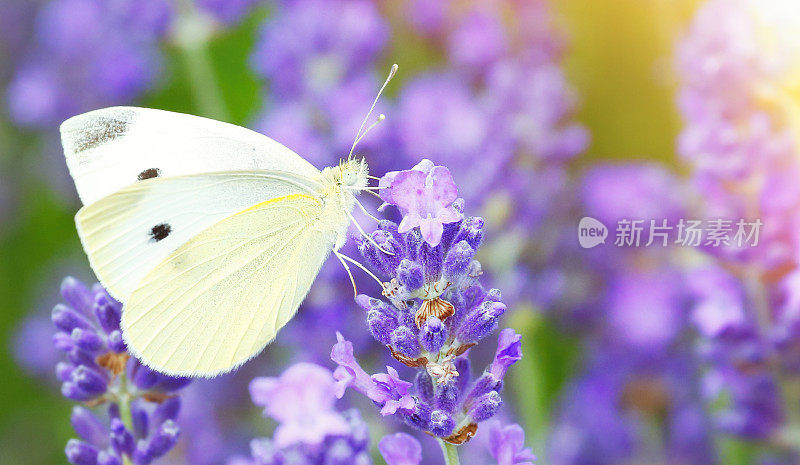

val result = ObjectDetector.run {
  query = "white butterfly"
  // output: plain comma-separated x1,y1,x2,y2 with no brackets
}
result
61,66,397,377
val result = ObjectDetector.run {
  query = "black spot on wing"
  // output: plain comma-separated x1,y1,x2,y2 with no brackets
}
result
150,223,172,242
71,114,132,153
137,168,161,181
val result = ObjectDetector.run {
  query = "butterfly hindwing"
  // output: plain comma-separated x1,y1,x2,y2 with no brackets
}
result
61,107,321,205
120,193,334,377
75,171,320,301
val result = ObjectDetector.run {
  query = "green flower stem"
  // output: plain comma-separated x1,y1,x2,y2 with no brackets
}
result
438,439,460,465
174,0,229,121
779,377,800,448
429,361,460,465
118,393,134,435
508,309,547,454
116,372,135,465
181,38,228,120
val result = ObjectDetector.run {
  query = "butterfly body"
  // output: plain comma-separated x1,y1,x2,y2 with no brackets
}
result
314,158,369,249
61,107,370,377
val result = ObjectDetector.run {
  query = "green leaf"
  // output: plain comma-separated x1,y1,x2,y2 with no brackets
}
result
506,309,582,456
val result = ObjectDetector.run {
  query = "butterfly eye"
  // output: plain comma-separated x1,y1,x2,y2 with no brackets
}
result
341,169,356,186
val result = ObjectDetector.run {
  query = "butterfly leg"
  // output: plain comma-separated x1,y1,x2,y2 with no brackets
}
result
344,208,395,256
334,251,359,298
355,199,382,223
334,251,386,295
356,189,383,200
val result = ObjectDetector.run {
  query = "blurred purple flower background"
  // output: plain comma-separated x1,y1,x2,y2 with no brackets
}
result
4,0,800,464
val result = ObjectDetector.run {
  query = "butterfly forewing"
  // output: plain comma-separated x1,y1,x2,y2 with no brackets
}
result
75,171,321,301
61,107,321,205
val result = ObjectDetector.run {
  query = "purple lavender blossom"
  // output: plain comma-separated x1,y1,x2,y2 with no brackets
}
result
378,433,423,465
362,2,591,371
378,423,535,465
250,0,391,167
580,164,685,226
5,0,257,128
677,0,800,268
196,0,258,24
394,75,492,183
331,333,416,415
379,159,463,247
486,420,536,465
231,363,371,465
330,173,522,444
13,313,59,377
6,0,169,127
677,0,800,453
249,363,352,447
549,352,715,465
250,0,388,99
66,401,181,465
688,265,784,439
447,9,508,72
52,277,190,465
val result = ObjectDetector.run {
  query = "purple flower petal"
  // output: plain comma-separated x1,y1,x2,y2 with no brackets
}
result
378,433,422,465
488,421,536,465
249,363,350,447
490,328,523,380
379,159,463,246
331,332,378,398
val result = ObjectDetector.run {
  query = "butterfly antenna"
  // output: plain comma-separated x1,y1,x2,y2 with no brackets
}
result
348,64,398,158
352,114,386,148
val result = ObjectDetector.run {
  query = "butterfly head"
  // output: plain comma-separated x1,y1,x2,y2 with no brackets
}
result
335,156,369,191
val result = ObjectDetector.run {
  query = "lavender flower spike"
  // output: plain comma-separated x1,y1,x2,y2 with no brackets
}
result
334,162,525,446
52,277,190,465
379,159,462,246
